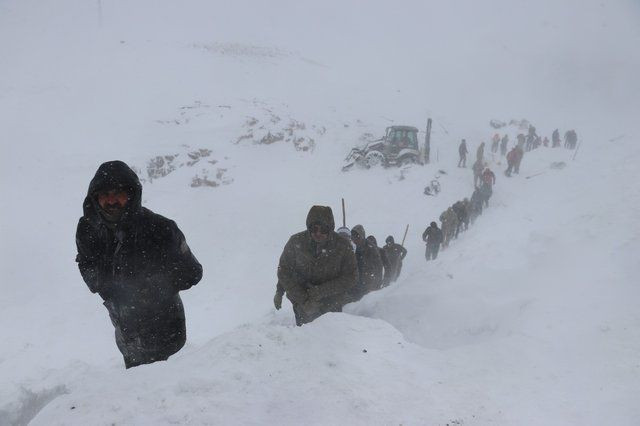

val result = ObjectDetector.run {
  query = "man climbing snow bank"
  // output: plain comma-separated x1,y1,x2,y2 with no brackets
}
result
75,161,203,368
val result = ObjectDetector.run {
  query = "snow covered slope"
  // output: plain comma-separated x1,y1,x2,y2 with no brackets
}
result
1,0,639,425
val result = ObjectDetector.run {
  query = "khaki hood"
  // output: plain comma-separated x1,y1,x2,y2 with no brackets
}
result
351,224,366,240
305,205,335,231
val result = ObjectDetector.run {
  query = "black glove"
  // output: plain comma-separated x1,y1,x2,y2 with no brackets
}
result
273,291,283,310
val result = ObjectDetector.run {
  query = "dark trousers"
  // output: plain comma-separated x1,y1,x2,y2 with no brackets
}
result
458,154,466,167
293,304,341,326
115,327,181,369
506,163,514,176
425,244,440,261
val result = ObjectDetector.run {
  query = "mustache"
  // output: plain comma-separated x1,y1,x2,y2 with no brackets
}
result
102,203,125,210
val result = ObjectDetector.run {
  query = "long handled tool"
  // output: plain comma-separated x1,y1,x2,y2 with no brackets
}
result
401,224,409,246
341,198,346,228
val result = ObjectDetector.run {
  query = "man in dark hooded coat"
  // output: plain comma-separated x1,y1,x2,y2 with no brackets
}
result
75,161,203,368
452,200,468,236
422,222,443,261
351,224,384,296
365,235,385,292
277,206,357,326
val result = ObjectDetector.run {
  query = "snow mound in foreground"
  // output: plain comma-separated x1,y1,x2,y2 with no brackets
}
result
29,314,472,425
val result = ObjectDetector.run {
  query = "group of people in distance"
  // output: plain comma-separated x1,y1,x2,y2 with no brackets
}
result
274,207,407,326
460,125,579,179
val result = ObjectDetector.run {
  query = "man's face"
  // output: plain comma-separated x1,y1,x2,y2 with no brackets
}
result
97,189,129,220
351,231,362,246
310,223,329,243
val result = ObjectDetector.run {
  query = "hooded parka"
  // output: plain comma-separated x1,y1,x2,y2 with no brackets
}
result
75,161,202,368
381,238,408,285
351,224,384,296
277,206,357,325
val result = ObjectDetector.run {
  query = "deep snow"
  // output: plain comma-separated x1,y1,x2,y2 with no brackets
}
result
1,0,639,425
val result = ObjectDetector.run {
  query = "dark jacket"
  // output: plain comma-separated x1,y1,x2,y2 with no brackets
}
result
382,243,407,266
458,141,468,156
351,225,384,294
482,169,496,186
76,161,202,366
422,226,443,246
381,242,407,283
470,187,484,211
452,201,468,224
364,235,384,292
507,147,523,165
277,206,357,317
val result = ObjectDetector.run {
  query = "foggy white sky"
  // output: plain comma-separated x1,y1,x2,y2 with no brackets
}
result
1,0,639,135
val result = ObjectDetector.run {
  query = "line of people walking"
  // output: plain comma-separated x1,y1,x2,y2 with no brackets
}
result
274,208,407,326
460,125,579,179
423,166,495,261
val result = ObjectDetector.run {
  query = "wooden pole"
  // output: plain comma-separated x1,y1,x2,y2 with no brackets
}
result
401,224,409,246
424,118,432,164
572,141,581,161
341,198,346,228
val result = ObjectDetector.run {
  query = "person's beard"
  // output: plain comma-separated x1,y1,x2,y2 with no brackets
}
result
100,203,125,222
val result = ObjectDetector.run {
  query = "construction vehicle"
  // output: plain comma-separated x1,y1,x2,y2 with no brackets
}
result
342,120,432,171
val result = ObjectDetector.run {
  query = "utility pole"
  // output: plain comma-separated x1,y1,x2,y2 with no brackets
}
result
424,118,432,164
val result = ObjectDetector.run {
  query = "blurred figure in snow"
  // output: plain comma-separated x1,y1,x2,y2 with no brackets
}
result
480,168,496,207
565,130,578,149
381,235,408,285
422,222,443,261
500,134,509,156
440,207,459,249
525,125,537,152
491,133,500,154
452,200,469,237
350,225,383,297
365,235,385,292
552,129,561,148
476,142,486,162
458,139,469,168
473,159,485,187
505,145,524,177
470,187,484,223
